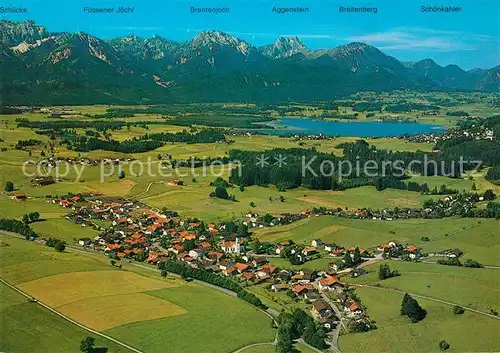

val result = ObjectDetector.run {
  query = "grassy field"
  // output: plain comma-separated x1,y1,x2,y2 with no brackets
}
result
0,282,128,353
345,260,500,312
0,234,275,353
106,284,275,353
408,171,500,193
339,286,500,353
255,216,500,266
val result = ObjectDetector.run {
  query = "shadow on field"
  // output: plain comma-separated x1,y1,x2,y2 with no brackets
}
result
93,348,108,353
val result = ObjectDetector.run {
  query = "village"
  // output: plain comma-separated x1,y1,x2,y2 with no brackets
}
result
31,192,434,343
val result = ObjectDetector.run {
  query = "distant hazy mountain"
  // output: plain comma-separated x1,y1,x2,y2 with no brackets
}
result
1,20,498,105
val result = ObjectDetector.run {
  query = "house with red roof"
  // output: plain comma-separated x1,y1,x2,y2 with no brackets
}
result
345,300,363,317
241,272,256,282
318,276,344,292
293,284,315,298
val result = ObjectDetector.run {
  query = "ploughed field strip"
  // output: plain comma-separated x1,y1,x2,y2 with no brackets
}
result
17,270,176,307
56,292,186,331
16,270,186,330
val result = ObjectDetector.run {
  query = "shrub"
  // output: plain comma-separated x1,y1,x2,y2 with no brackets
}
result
439,340,450,351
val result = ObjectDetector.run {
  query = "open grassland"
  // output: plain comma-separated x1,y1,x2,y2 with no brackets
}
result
57,292,186,331
18,270,176,307
345,260,500,313
0,282,128,353
106,283,275,353
139,183,435,222
0,234,112,283
255,217,500,265
339,286,500,353
0,196,65,219
2,154,438,223
31,218,100,244
238,343,317,353
408,171,500,193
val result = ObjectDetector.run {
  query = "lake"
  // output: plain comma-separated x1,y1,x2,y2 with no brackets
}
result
247,118,446,137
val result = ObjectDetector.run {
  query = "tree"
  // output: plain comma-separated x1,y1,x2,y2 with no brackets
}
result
344,251,354,267
118,170,125,179
80,336,95,353
439,340,450,351
161,269,168,278
483,189,496,201
463,259,483,268
401,293,426,322
453,305,465,314
353,247,362,264
249,201,256,207
4,181,14,192
54,241,65,252
214,186,229,199
239,185,245,192
22,214,30,224
378,263,400,280
29,212,40,222
110,260,116,267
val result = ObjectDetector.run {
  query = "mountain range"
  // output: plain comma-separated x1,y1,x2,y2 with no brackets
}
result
0,20,498,105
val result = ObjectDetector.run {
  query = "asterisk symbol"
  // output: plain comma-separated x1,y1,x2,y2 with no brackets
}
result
274,154,287,167
256,154,269,168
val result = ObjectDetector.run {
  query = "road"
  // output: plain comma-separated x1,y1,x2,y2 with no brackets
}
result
319,292,344,353
351,283,500,320
231,342,275,353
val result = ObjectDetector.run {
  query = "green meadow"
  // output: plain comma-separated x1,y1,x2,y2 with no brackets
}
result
0,282,128,353
339,286,500,353
345,260,500,313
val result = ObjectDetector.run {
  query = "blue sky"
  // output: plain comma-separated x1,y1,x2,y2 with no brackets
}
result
2,0,499,69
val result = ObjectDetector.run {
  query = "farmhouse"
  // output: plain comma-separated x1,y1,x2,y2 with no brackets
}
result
78,238,91,246
346,300,363,318
311,299,333,320
318,276,344,292
9,193,27,200
293,284,315,298
271,284,288,292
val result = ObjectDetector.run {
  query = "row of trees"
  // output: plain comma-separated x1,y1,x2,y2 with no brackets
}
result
0,218,37,240
45,237,66,252
69,129,225,153
158,260,265,309
437,257,484,268
228,141,479,192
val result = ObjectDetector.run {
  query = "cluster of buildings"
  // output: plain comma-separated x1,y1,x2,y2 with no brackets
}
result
402,125,495,144
377,241,422,260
